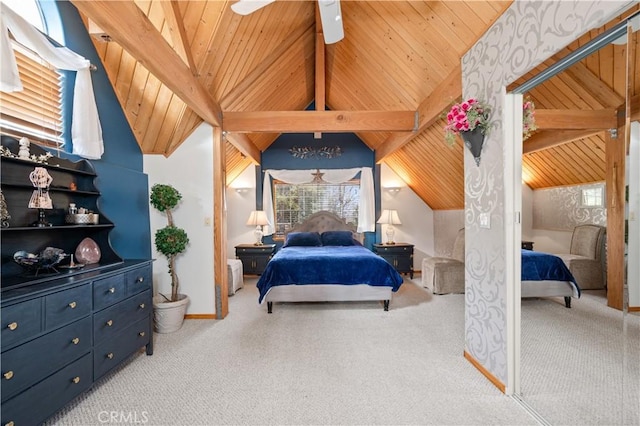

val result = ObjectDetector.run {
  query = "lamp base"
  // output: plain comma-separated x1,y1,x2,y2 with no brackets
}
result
385,226,395,245
254,226,264,246
31,208,52,227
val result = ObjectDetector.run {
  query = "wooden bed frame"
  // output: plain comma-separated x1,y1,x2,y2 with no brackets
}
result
263,211,393,313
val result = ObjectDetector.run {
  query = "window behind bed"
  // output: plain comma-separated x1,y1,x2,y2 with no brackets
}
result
273,179,360,239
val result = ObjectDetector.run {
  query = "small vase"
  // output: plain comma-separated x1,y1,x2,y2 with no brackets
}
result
460,128,485,166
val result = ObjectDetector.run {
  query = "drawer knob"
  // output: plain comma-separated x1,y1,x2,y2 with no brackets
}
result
7,322,18,331
107,352,114,359
106,320,113,327
136,276,144,283
139,303,145,309
68,301,77,309
71,337,80,345
109,287,116,294
138,331,145,337
3,371,14,380
71,376,80,384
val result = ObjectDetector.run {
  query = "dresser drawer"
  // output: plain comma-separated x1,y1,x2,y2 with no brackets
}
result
93,274,126,311
1,352,92,426
1,299,42,350
125,264,152,297
94,290,151,343
94,317,150,379
1,316,92,402
45,285,92,330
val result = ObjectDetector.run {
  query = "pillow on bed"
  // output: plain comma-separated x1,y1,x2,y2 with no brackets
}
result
321,230,356,246
283,232,322,247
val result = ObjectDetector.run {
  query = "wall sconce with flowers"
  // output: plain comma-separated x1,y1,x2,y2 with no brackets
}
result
443,97,537,166
444,98,492,166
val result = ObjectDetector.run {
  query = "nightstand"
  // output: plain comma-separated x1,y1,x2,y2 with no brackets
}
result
235,244,276,275
373,243,414,278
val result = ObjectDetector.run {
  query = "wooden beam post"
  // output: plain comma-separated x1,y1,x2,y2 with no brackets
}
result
605,128,625,311
213,126,229,318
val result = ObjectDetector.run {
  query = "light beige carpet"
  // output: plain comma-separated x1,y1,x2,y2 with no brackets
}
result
45,277,537,425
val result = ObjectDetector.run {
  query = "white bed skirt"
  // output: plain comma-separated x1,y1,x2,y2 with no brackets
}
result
521,280,578,299
263,284,392,303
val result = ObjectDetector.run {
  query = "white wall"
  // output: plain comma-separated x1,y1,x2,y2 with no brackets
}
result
380,164,434,272
144,124,215,315
226,165,259,253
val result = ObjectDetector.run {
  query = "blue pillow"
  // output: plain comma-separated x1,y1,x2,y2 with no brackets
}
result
283,232,322,247
321,231,355,246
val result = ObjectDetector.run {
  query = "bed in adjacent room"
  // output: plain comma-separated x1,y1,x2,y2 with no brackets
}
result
257,211,404,313
521,249,581,308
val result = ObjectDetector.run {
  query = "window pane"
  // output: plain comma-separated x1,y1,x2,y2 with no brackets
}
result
273,181,360,238
0,2,64,149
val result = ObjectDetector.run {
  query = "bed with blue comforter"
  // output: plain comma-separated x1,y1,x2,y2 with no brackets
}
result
256,212,404,313
521,249,581,307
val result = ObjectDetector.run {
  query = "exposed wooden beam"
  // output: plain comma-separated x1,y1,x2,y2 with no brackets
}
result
375,66,462,162
534,109,617,130
314,5,325,140
523,129,603,154
606,129,625,311
213,126,229,319
629,93,640,122
160,0,198,72
71,0,223,127
224,133,260,164
224,111,417,133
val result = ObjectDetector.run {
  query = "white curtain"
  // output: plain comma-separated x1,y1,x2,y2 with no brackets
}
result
261,167,375,235
0,5,104,159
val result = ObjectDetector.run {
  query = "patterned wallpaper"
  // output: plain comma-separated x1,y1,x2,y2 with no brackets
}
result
462,0,632,386
434,210,464,256
533,182,607,230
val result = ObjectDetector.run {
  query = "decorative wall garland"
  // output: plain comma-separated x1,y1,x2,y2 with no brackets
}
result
289,145,342,159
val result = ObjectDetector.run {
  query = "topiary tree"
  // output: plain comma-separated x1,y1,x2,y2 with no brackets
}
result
150,184,189,302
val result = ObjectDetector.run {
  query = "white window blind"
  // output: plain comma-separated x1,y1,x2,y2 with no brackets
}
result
273,180,360,238
0,42,63,148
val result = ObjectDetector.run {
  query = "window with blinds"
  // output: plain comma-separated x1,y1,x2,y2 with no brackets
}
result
0,43,63,148
273,180,360,239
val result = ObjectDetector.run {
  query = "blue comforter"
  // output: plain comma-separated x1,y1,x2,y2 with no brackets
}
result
521,249,581,297
256,245,404,303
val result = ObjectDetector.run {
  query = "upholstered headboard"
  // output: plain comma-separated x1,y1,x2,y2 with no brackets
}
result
286,211,363,244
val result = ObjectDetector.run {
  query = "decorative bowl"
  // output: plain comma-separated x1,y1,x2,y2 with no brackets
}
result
14,247,68,272
65,213,99,224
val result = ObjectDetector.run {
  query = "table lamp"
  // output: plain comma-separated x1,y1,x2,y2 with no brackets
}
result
377,209,401,244
246,210,269,245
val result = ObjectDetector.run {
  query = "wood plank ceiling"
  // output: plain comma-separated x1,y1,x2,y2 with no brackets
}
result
71,1,638,210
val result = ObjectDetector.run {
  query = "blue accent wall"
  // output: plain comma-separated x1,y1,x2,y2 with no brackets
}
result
40,1,151,260
259,132,381,248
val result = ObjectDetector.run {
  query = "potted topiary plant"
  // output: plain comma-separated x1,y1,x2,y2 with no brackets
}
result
150,184,190,333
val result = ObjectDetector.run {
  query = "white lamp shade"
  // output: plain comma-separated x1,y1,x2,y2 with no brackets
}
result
376,209,401,225
246,210,269,226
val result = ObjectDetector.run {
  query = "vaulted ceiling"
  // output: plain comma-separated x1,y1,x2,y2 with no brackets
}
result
71,1,638,210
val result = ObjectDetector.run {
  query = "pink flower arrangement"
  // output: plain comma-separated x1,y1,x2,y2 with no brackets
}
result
523,98,537,141
444,98,492,146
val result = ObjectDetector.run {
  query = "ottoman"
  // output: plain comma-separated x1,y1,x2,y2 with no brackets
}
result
227,259,244,296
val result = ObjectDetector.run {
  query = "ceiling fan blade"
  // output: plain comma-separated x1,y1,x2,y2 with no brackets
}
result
230,0,276,16
318,0,344,44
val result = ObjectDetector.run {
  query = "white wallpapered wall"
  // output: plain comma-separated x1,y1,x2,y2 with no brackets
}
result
461,0,633,385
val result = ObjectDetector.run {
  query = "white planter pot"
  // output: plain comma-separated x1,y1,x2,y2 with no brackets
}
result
153,294,189,333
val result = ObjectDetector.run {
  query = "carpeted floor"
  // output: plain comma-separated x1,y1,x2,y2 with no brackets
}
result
521,290,640,426
46,277,538,426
